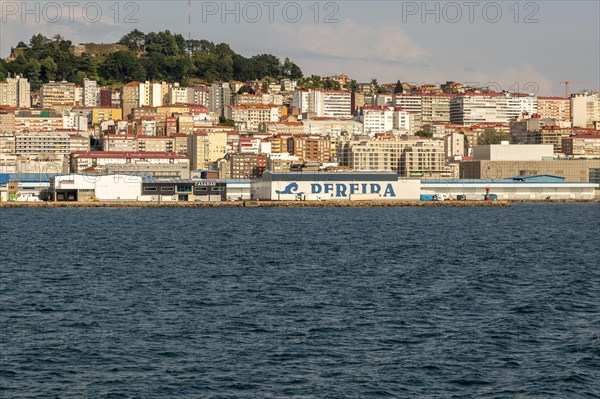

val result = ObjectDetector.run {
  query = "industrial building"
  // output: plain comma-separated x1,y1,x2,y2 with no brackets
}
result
51,174,143,201
47,175,227,202
140,179,226,202
252,172,421,201
421,175,598,200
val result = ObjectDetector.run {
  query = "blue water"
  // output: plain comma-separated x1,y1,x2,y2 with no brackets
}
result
1,204,599,398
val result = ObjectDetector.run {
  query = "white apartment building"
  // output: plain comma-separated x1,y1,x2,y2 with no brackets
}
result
571,93,600,128
451,93,538,125
15,131,88,155
302,118,363,138
502,93,538,121
83,78,99,107
168,84,193,105
392,94,422,114
281,79,297,92
139,81,166,107
0,75,31,108
292,90,352,117
450,93,505,125
63,113,89,131
361,106,394,135
393,110,421,135
444,132,465,160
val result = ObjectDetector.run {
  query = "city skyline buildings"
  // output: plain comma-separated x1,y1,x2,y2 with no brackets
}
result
0,1,598,97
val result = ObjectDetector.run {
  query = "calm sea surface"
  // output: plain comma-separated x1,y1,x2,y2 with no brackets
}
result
1,204,599,398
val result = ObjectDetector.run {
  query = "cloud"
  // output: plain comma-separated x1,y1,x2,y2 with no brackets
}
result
269,19,430,63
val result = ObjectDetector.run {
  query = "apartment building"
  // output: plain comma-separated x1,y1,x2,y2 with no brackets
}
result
571,93,600,128
91,108,123,124
400,141,449,178
15,131,89,155
259,121,305,136
168,84,193,105
292,90,352,117
187,131,228,170
392,94,422,114
71,151,190,179
361,106,394,135
302,118,363,138
121,81,141,118
538,97,571,122
15,109,63,132
0,133,15,155
0,110,16,133
224,104,281,131
562,135,600,158
287,136,332,163
450,93,505,125
40,81,77,108
221,153,267,179
136,136,175,152
209,83,231,116
444,132,465,160
0,75,31,108
102,135,136,152
337,139,418,172
233,94,263,106
450,93,537,125
420,94,452,123
82,78,99,107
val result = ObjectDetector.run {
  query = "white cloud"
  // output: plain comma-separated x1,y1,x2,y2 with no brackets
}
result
269,19,430,63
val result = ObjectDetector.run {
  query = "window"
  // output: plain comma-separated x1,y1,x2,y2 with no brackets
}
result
145,187,157,192
212,187,224,192
161,187,174,192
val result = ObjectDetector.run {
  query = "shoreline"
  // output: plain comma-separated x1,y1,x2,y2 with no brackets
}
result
0,199,598,208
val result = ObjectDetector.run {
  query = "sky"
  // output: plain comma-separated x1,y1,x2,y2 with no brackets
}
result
1,0,598,96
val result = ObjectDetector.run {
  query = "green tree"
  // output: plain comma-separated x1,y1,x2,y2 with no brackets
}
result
100,51,146,82
118,29,146,51
348,79,358,92
394,80,404,94
478,129,511,145
416,130,433,138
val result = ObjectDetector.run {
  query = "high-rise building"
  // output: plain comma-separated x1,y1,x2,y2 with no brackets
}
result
0,75,31,108
83,78,99,107
209,83,231,117
538,97,571,122
40,81,76,108
571,93,600,128
187,131,228,170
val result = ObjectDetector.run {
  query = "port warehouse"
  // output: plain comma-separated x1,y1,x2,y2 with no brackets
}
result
0,173,598,202
50,175,227,202
421,175,598,200
252,172,422,201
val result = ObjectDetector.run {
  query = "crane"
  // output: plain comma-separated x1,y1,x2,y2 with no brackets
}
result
560,81,588,98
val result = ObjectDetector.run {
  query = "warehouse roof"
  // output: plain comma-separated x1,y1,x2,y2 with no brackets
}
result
261,171,400,182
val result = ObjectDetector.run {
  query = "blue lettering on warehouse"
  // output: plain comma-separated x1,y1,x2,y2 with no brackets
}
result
276,182,303,195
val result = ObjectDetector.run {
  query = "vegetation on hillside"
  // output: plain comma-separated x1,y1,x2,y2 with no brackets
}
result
0,30,303,90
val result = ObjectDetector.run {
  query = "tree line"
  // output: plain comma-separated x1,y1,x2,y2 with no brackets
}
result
0,30,304,90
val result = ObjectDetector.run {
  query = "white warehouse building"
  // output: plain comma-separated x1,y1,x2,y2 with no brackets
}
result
50,174,143,201
252,172,421,201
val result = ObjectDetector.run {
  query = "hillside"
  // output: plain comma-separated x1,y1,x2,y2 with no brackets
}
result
0,30,303,90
